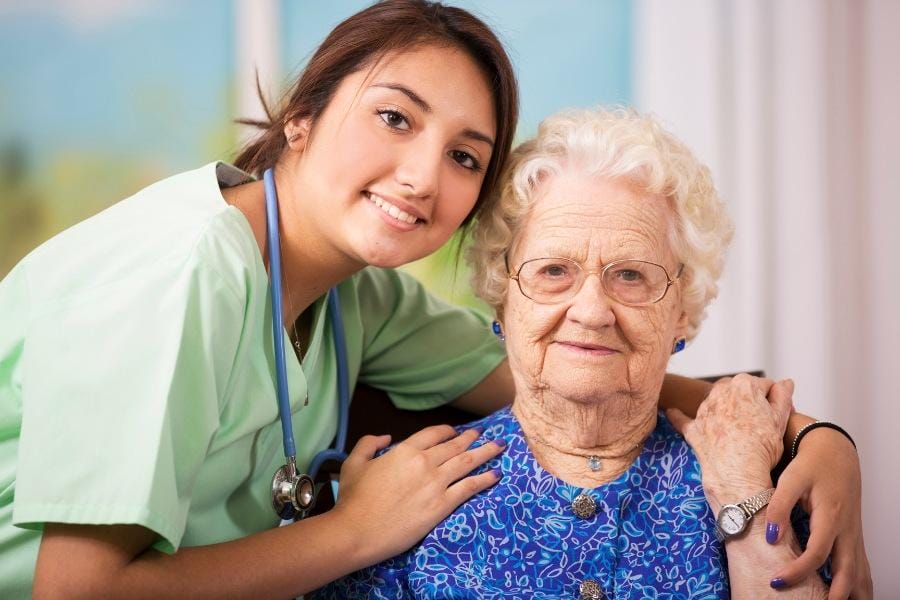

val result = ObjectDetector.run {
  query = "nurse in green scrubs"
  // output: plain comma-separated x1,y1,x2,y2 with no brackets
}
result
0,1,870,598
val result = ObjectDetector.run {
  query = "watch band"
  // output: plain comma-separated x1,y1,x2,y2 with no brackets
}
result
739,487,775,516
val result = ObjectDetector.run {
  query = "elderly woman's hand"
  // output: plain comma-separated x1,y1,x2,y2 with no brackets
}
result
765,425,873,599
667,374,793,508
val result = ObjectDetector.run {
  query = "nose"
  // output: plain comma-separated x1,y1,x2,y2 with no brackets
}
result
566,273,616,329
394,140,441,200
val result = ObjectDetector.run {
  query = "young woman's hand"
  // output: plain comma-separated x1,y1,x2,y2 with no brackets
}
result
333,425,504,564
766,427,873,599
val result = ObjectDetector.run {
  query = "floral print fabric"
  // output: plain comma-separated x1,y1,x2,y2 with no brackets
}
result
314,406,740,599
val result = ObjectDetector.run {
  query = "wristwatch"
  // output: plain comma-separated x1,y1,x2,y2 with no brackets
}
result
715,488,775,542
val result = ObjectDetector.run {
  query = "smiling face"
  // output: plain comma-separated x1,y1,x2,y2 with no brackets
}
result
282,44,496,269
503,170,688,406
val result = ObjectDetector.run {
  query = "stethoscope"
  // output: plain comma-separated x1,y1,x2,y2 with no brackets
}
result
264,168,350,520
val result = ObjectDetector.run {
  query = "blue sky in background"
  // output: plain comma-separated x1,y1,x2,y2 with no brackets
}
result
0,0,234,172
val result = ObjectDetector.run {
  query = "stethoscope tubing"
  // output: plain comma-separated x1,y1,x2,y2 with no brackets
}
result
264,168,297,460
264,168,349,486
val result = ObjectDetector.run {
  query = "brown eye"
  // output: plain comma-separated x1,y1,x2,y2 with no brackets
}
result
449,149,480,171
377,109,410,131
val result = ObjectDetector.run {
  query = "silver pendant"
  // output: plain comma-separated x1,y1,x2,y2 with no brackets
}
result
587,455,601,472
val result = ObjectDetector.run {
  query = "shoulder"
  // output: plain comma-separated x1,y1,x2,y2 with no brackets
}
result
456,406,517,439
629,411,706,496
20,163,263,313
640,411,701,469
650,410,693,449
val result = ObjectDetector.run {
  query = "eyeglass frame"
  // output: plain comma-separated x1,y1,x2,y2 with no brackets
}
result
505,255,684,307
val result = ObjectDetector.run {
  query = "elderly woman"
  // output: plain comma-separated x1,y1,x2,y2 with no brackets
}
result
316,108,839,598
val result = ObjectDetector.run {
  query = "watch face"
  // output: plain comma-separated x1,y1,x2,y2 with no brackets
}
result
717,505,747,536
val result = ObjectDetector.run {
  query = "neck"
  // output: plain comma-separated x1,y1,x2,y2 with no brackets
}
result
223,167,362,323
512,388,657,488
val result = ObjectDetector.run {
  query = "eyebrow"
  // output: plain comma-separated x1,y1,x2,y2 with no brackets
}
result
371,82,495,148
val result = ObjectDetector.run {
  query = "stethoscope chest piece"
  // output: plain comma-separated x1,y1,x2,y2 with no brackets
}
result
272,458,316,520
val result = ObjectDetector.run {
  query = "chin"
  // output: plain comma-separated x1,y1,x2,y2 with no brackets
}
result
352,243,423,270
543,367,625,403
561,386,619,405
351,233,440,269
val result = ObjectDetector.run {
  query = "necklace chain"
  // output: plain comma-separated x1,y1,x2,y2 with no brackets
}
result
278,239,304,362
526,432,641,472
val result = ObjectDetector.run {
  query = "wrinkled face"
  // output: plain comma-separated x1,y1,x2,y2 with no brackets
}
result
285,44,496,268
503,170,688,405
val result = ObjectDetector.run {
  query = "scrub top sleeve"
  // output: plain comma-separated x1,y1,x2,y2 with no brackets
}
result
13,253,245,552
356,268,505,410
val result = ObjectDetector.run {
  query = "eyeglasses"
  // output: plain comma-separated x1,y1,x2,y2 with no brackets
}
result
508,257,683,306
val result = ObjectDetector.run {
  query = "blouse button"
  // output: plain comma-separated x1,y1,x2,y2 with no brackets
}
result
572,493,598,519
579,579,603,599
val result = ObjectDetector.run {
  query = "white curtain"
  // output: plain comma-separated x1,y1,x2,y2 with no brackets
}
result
635,0,900,591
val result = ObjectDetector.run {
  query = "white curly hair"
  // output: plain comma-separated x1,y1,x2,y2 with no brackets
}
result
468,106,734,340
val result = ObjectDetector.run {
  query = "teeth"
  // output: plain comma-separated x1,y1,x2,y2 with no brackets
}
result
370,194,419,224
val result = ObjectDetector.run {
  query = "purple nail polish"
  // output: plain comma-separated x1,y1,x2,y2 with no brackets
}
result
472,426,484,435
494,438,507,449
490,468,503,479
770,577,785,589
766,522,779,544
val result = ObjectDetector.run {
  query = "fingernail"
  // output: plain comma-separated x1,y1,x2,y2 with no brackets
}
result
471,426,484,435
770,577,785,589
766,522,779,544
494,438,507,449
490,468,503,480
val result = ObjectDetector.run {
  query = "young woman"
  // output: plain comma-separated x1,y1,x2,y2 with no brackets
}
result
0,1,868,597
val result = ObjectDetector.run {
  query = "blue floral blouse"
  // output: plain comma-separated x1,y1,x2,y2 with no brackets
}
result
314,406,745,599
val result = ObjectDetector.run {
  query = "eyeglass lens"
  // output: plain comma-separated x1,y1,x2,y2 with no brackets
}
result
517,258,670,305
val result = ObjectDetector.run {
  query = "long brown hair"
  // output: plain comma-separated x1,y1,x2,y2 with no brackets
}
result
233,0,518,227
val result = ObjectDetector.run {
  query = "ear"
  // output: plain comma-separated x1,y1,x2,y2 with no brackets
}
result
284,117,312,151
673,308,690,341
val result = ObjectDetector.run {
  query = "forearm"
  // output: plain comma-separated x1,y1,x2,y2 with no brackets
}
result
35,510,371,600
724,520,827,599
452,359,514,415
135,512,367,598
658,372,711,417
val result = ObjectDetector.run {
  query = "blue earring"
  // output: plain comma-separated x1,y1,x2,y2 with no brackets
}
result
671,337,686,354
491,320,505,342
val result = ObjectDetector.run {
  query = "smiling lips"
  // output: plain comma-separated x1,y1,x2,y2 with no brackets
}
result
556,341,619,356
368,192,425,225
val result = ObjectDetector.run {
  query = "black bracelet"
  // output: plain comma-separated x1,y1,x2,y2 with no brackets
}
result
790,421,857,460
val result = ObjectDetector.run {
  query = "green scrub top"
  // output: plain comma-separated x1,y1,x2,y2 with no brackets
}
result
0,163,505,598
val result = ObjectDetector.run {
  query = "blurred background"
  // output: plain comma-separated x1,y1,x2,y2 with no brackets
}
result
1,0,897,591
